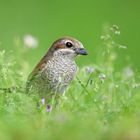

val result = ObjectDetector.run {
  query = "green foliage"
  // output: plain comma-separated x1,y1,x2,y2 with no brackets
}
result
0,25,140,140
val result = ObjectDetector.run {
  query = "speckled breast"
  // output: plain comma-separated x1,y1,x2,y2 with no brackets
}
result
35,57,77,95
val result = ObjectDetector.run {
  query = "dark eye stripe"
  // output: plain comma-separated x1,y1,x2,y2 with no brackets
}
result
66,42,73,48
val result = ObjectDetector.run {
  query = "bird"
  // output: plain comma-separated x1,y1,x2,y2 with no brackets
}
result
26,37,88,103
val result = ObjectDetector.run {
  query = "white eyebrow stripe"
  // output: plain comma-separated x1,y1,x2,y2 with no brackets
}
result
61,38,84,48
63,39,72,44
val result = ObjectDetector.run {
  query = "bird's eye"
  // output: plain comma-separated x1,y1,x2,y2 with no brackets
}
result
66,42,73,48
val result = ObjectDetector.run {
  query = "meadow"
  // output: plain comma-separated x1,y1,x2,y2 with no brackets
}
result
0,25,140,140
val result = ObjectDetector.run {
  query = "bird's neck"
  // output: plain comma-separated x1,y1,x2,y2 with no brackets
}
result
53,50,76,61
52,54,75,64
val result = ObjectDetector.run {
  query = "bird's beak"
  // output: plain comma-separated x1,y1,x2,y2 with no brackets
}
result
75,48,88,55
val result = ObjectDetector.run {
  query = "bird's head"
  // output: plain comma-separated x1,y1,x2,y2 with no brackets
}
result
28,37,88,78
49,37,88,59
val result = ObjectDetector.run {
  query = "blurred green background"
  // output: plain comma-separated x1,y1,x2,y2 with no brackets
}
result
0,0,139,70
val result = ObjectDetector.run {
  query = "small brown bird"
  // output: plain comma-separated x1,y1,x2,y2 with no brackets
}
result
26,37,88,102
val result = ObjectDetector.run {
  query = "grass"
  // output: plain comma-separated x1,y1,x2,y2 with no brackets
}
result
0,25,140,140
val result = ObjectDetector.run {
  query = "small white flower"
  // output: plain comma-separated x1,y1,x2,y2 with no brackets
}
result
86,66,95,74
41,98,45,105
99,73,106,80
123,67,134,79
110,25,120,35
23,35,38,48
